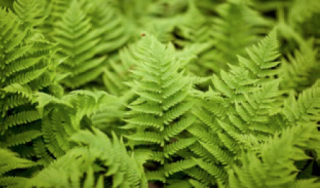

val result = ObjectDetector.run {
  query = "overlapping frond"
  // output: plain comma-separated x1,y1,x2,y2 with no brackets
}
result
32,91,122,164
0,148,36,188
53,0,106,88
189,29,283,186
0,7,53,151
283,80,320,125
25,128,147,188
209,1,272,72
13,0,46,28
229,123,320,188
124,35,196,183
280,40,320,92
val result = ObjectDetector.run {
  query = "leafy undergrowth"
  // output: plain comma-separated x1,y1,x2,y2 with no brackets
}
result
1,0,320,188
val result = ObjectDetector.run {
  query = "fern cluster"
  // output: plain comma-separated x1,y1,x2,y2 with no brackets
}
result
1,0,320,187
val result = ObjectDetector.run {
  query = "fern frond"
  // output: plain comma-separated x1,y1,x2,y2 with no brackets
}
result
53,0,106,88
210,1,271,71
122,35,197,183
0,148,36,188
283,80,320,124
27,128,146,187
87,0,131,54
0,148,36,176
193,158,228,184
13,0,46,28
1,110,41,132
185,167,216,185
164,159,196,177
188,179,210,188
280,40,320,92
146,170,166,182
1,130,42,147
288,0,320,26
164,138,196,158
229,123,320,188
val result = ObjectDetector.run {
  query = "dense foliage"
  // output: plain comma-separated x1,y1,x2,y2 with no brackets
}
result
1,0,320,187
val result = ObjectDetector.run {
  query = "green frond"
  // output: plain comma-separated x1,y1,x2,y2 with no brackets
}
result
189,142,217,162
175,0,212,44
0,148,36,188
53,0,106,88
0,148,36,176
123,34,197,183
209,1,271,71
164,138,197,158
199,141,234,165
240,28,280,81
13,0,46,28
163,101,194,124
287,179,320,188
280,40,320,92
146,170,166,182
1,130,42,147
192,104,221,132
126,132,163,145
230,123,320,188
283,80,320,124
127,114,163,131
41,116,66,158
163,115,196,140
165,180,193,188
188,179,210,188
27,128,146,188
0,6,54,154
164,159,196,177
2,84,33,100
87,0,131,54
185,167,216,185
193,158,228,184
33,138,54,165
1,110,41,132
0,95,29,113
288,0,320,26
0,176,29,188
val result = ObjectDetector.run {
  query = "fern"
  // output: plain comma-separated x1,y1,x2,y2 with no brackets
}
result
124,35,197,184
229,123,320,188
288,0,320,27
13,0,46,29
32,90,121,164
52,0,106,88
0,148,36,188
280,39,320,92
25,128,147,188
0,7,54,152
189,29,283,186
283,80,320,125
1,1,320,187
209,0,272,72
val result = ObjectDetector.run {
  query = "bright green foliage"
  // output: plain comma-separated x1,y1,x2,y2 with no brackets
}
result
124,35,197,184
8,128,147,188
188,29,284,186
283,80,320,125
0,7,54,152
13,0,46,29
0,148,36,188
229,123,320,188
1,0,320,188
34,90,121,165
53,0,107,88
52,0,130,89
280,40,320,92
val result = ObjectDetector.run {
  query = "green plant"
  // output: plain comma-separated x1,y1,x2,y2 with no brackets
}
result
1,0,320,187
